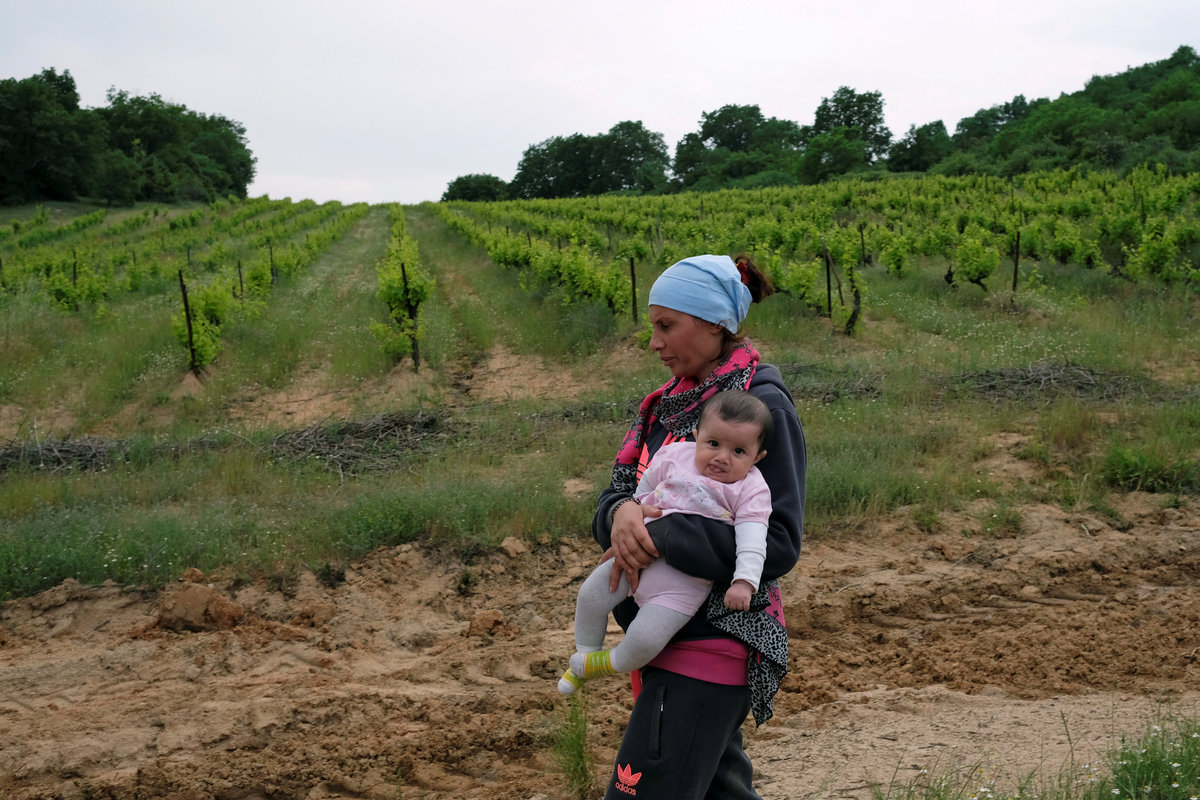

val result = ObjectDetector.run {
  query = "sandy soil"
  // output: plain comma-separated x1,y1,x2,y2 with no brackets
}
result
3,350,1200,799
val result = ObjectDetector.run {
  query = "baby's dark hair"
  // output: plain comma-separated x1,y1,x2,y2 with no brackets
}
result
698,391,773,452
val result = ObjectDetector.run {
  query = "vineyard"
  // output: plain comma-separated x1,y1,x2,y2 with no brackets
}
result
0,196,375,375
2,169,1200,799
2,168,1200,579
437,166,1200,333
3,167,1198,406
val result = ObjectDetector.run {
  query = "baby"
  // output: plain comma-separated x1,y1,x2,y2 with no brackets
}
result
559,390,773,694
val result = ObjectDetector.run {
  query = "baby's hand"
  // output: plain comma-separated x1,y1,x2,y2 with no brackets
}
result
724,581,754,610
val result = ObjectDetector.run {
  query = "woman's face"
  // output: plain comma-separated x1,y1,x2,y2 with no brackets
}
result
648,306,725,382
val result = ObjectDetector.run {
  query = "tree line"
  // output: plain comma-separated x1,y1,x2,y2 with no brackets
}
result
443,45,1200,202
0,68,255,206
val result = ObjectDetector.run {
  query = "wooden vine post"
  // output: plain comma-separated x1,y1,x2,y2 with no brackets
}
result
823,239,833,317
1011,231,1021,294
820,236,845,318
844,279,862,335
399,261,420,371
629,257,638,322
178,270,198,374
845,258,862,338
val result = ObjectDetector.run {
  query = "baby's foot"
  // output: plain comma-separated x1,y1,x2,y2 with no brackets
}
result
557,668,583,695
556,650,617,695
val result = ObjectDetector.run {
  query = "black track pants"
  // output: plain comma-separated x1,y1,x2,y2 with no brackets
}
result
604,668,760,800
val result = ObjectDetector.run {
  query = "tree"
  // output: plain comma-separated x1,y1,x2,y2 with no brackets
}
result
952,107,1004,149
699,104,766,151
508,122,669,199
190,112,256,198
888,121,951,172
951,95,1047,149
991,95,1113,169
0,68,255,205
91,148,140,205
96,89,254,201
1140,101,1200,151
811,87,892,162
442,173,509,202
509,134,594,199
671,132,711,188
931,47,1194,174
798,128,869,184
1082,45,1198,111
0,68,103,203
672,105,803,189
508,138,557,199
750,117,805,154
589,121,668,194
1138,68,1200,150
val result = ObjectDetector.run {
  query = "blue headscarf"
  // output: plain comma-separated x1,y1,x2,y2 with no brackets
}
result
648,254,751,333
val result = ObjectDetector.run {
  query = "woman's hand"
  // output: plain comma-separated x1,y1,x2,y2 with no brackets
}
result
604,500,662,592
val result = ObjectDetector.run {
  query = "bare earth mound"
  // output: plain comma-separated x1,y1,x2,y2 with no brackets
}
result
2,489,1199,799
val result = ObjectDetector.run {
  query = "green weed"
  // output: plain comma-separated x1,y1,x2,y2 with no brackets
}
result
549,692,596,800
870,716,1200,800
979,500,1024,537
1102,446,1199,493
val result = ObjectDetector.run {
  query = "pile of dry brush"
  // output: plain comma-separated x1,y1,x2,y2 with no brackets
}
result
0,411,443,476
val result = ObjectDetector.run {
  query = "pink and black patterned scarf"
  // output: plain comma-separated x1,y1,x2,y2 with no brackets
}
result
611,341,760,495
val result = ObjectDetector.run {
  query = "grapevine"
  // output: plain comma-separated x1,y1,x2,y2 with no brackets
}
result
371,205,433,371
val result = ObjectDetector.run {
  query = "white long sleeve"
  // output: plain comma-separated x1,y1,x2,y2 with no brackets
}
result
732,521,768,590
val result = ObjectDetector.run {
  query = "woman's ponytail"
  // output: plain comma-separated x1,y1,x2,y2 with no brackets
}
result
733,254,775,303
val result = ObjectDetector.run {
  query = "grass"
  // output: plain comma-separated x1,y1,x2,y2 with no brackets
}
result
1,201,1199,599
870,715,1200,800
0,407,605,597
0,291,183,433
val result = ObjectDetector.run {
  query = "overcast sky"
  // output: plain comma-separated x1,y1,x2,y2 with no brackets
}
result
3,1,1196,205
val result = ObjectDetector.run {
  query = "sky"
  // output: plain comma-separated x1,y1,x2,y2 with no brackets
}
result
3,1,1197,205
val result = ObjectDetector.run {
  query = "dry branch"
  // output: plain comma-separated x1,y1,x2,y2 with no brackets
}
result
0,411,444,476
949,362,1155,403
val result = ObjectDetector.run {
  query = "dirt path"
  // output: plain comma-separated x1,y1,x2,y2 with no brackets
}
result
2,489,1198,799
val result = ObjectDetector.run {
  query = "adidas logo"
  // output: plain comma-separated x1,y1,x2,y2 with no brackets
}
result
615,763,642,795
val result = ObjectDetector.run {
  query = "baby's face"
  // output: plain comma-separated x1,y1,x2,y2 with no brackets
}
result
693,415,766,484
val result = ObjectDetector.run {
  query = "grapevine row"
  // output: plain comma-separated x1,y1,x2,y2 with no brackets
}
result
172,201,370,370
0,197,350,312
370,204,433,370
438,166,1200,332
432,202,632,313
